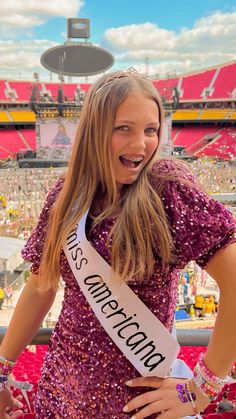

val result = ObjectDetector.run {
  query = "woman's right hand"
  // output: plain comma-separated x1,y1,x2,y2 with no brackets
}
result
0,387,24,418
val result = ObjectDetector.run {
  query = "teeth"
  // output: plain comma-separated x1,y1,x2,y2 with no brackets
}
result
121,155,143,162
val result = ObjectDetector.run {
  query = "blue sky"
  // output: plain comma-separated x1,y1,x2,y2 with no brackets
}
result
0,0,235,81
34,1,235,41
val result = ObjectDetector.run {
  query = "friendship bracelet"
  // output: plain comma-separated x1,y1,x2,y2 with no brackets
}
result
0,355,15,368
193,353,228,401
194,364,222,393
186,380,199,416
194,363,222,389
193,374,219,400
193,375,216,400
198,354,227,386
0,363,14,376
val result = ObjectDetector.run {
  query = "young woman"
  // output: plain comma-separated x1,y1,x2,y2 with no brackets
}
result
51,123,71,146
0,70,235,419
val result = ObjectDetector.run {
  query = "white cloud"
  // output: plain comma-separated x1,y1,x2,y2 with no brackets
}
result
0,39,57,80
0,0,84,31
176,11,236,53
0,0,85,80
0,5,235,81
104,11,236,76
104,23,176,52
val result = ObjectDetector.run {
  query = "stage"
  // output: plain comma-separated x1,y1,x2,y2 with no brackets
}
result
18,158,68,168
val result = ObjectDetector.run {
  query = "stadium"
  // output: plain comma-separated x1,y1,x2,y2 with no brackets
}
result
0,12,236,419
0,60,235,163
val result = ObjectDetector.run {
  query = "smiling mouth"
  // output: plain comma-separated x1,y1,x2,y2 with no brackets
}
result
119,155,144,168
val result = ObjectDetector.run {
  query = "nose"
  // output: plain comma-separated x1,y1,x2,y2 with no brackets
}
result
129,131,146,150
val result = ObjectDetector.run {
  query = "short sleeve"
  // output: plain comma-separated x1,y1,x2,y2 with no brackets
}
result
21,178,64,274
151,160,236,269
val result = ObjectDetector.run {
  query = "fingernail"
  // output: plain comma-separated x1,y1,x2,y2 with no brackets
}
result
17,401,24,408
123,405,129,412
130,416,136,419
125,380,133,386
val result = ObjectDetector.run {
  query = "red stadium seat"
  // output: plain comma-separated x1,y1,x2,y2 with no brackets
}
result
180,69,215,100
210,63,236,99
226,391,236,401
0,81,9,100
220,412,235,419
206,413,223,419
227,383,236,392
173,125,219,152
8,82,32,101
204,403,218,414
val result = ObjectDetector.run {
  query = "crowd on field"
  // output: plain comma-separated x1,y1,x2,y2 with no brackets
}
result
0,159,235,239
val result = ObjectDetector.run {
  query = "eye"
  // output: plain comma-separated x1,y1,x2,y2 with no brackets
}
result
145,127,158,135
114,125,129,131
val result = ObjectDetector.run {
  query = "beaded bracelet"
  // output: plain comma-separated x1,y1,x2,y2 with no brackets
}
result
0,363,14,376
186,380,199,415
193,371,221,400
194,363,223,393
0,355,15,377
198,354,227,387
0,375,8,393
193,353,228,401
193,372,218,401
0,356,15,368
194,362,221,386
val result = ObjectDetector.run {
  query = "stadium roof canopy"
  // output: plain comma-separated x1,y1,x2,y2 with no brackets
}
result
0,237,26,271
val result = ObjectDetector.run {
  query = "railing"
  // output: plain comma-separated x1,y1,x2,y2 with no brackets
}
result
10,271,26,291
0,327,212,346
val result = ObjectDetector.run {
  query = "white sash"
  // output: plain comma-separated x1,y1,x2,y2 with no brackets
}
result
63,211,180,378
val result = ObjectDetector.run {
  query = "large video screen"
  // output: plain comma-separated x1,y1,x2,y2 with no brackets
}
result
39,121,78,148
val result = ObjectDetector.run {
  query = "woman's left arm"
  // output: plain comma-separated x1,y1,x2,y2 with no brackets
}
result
203,242,236,377
123,243,236,419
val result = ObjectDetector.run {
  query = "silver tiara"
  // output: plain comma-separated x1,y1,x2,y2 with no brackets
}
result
95,68,151,95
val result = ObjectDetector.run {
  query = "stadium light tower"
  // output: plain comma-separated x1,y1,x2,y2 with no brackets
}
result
160,73,179,157
29,72,40,114
145,57,150,76
33,72,39,82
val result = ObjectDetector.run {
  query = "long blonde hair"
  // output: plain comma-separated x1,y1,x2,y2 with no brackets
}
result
40,70,175,290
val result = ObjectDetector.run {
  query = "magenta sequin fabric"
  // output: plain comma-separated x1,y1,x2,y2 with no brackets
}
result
21,159,236,418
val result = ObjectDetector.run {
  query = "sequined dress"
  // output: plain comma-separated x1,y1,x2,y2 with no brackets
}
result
21,159,236,418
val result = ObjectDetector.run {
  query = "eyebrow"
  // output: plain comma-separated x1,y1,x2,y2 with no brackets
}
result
115,119,160,127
